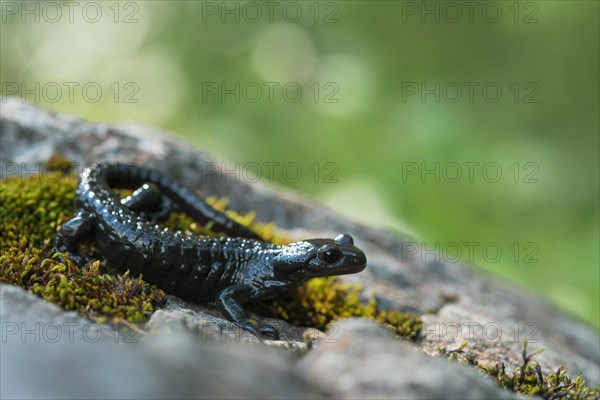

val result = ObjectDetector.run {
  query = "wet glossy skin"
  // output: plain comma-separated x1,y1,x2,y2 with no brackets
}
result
55,163,367,339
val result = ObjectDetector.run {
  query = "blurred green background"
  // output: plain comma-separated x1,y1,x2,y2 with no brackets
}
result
1,1,598,328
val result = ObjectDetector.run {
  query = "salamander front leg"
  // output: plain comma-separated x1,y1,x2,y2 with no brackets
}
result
216,285,279,340
54,211,93,265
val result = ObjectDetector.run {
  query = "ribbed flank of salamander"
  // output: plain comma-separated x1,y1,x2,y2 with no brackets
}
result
74,163,273,302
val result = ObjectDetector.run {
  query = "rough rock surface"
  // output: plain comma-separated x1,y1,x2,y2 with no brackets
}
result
146,295,326,351
301,319,518,399
0,284,329,400
1,98,598,398
0,282,118,345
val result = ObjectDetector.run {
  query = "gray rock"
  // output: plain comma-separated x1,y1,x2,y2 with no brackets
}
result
0,283,120,345
146,295,325,351
0,284,329,399
1,99,599,398
301,319,518,399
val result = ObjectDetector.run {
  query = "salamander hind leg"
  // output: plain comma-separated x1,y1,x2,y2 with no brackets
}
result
121,183,173,224
216,285,279,340
54,211,93,266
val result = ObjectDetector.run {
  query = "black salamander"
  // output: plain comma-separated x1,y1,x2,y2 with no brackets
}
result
55,163,367,339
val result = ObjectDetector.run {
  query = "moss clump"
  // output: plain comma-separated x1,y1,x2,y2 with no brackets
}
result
477,339,599,399
0,173,166,324
0,166,421,337
439,339,599,400
250,276,422,340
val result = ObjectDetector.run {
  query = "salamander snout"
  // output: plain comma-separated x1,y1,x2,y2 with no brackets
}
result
272,234,367,277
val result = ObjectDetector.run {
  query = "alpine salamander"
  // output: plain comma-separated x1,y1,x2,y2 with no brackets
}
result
55,163,367,339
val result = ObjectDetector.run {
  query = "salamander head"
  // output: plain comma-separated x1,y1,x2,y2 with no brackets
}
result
273,234,367,278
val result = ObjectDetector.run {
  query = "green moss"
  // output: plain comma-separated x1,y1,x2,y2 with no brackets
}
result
249,276,422,340
439,339,599,399
0,173,165,324
478,339,599,399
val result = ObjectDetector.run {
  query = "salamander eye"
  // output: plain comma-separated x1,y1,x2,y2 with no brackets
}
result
319,245,341,264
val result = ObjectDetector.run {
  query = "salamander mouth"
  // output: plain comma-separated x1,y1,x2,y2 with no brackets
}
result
337,254,367,274
351,262,367,273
